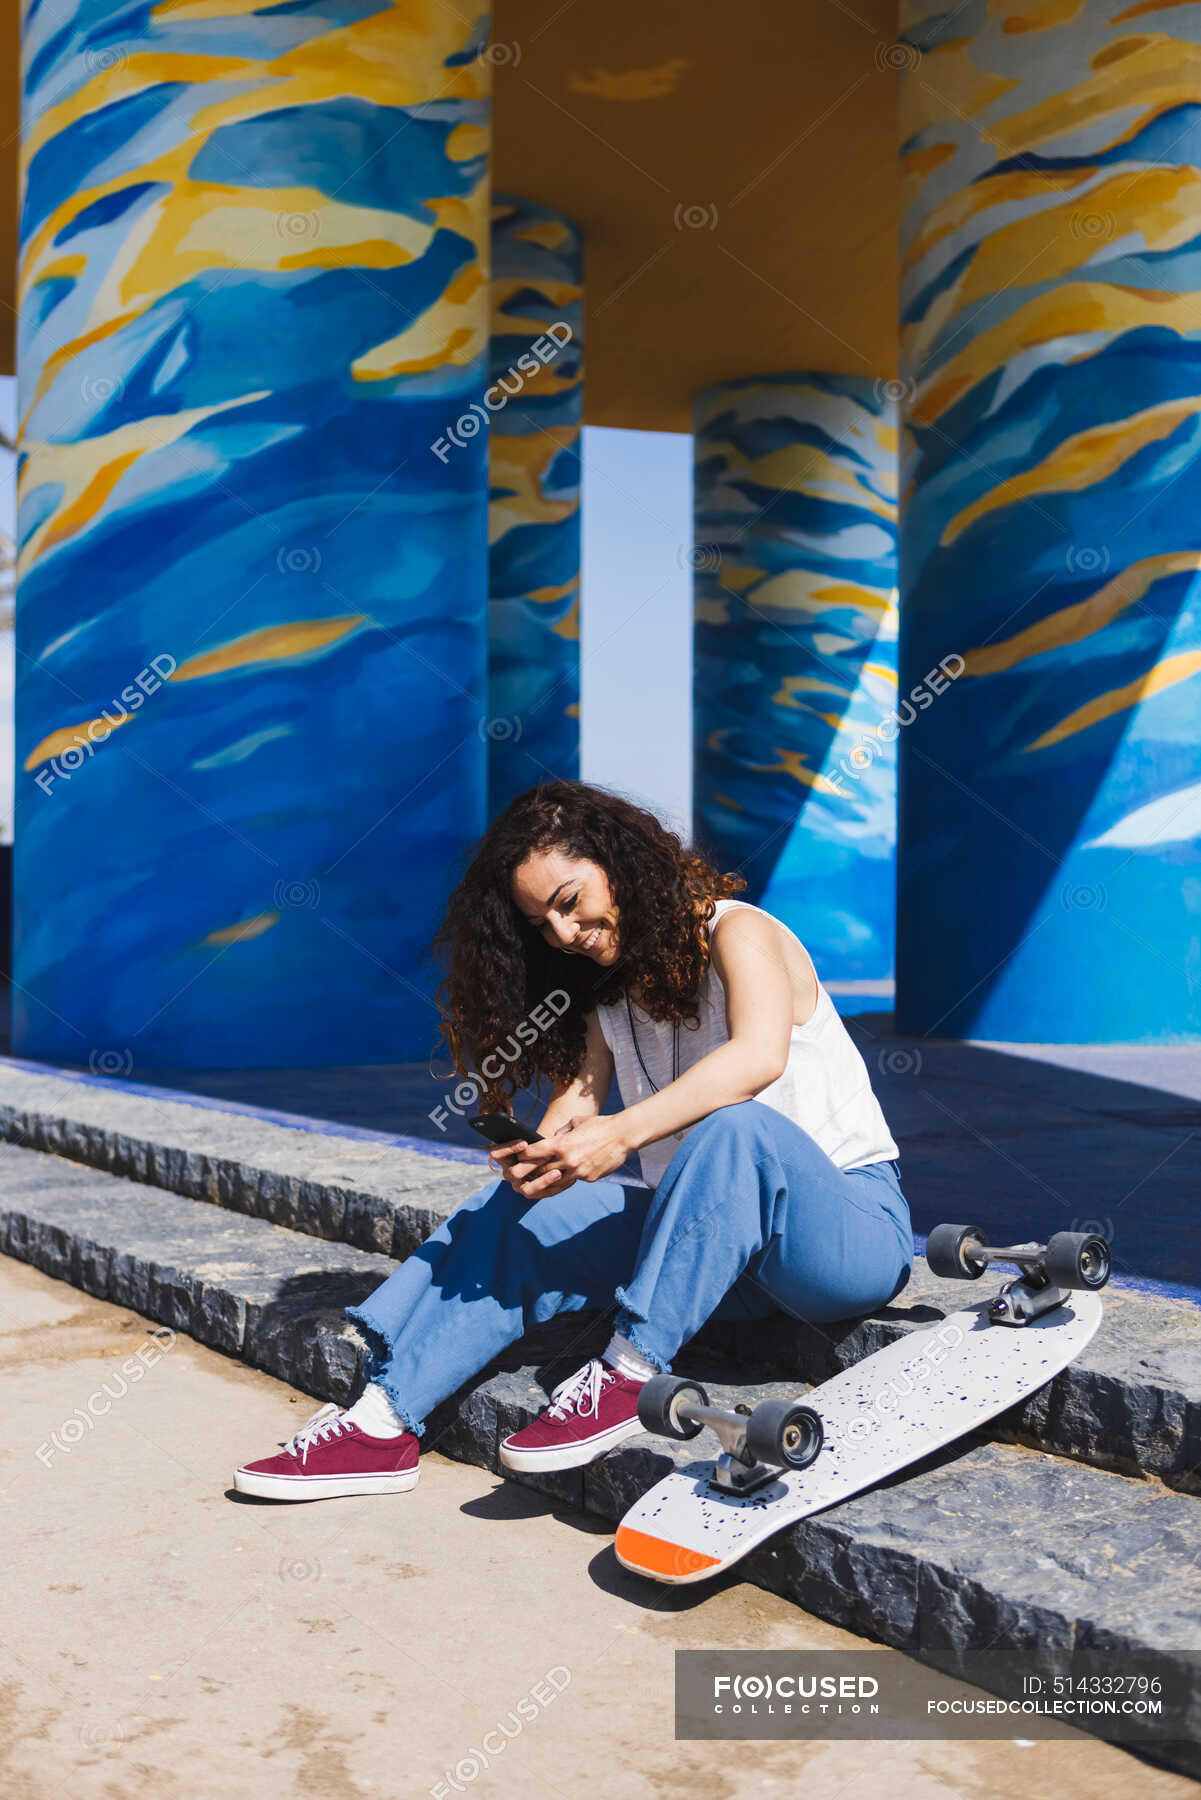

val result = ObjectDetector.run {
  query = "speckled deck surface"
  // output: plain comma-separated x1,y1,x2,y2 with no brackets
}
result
615,1290,1104,1583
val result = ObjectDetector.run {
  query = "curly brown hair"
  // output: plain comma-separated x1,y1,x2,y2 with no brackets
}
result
429,779,747,1111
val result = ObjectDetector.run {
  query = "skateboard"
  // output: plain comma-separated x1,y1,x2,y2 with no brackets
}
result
614,1225,1111,1584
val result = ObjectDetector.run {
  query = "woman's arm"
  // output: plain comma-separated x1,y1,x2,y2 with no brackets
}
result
516,907,807,1191
618,906,800,1156
535,1007,614,1136
485,1009,614,1196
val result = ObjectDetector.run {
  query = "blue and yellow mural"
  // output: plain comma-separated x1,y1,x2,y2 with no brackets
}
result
897,0,1201,1041
487,195,582,818
693,373,899,994
16,0,492,1067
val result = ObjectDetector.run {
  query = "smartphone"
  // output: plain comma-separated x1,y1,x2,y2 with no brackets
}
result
469,1112,542,1146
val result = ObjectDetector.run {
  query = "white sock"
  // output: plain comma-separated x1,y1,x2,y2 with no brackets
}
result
344,1380,409,1438
603,1331,660,1381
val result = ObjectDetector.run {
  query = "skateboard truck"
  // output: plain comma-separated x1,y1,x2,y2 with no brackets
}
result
636,1378,824,1494
924,1225,1111,1325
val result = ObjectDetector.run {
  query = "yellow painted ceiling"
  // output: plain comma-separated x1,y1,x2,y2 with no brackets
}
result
494,0,900,429
0,0,900,429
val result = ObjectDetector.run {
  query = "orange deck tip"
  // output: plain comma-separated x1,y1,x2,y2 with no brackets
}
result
614,1525,721,1579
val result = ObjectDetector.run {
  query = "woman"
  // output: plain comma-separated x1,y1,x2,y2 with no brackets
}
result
234,780,912,1499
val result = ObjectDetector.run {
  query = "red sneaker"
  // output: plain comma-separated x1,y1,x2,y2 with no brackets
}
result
234,1402,420,1500
499,1358,647,1473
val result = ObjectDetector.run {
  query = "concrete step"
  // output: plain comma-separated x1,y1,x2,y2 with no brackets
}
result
1,1139,1197,1781
0,1059,489,1257
0,1059,1196,1492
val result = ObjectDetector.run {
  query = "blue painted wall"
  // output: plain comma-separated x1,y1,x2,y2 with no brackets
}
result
16,0,492,1067
487,195,583,815
693,373,898,997
897,0,1201,1041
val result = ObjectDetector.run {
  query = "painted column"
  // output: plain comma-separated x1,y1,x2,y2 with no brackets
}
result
486,195,583,816
693,374,899,999
16,1,491,1068
897,0,1201,1042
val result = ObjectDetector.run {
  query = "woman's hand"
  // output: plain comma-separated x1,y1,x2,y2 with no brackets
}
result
512,1115,631,1197
485,1138,552,1195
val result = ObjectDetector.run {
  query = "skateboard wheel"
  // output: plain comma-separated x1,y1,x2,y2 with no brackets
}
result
1043,1231,1111,1290
745,1400,823,1471
925,1223,987,1281
637,1374,709,1440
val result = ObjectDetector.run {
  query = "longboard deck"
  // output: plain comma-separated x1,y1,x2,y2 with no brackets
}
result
614,1290,1103,1584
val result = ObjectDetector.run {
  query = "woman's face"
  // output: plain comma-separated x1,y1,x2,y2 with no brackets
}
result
511,847,620,966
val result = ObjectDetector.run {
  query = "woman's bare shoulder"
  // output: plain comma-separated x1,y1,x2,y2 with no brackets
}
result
709,902,818,1028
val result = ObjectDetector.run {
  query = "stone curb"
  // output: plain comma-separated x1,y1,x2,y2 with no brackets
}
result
0,1065,487,1258
3,1146,1197,1781
2,1066,1196,1487
0,1126,1197,1491
0,1147,396,1403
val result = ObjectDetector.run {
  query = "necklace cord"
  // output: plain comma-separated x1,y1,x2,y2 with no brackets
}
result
625,991,679,1092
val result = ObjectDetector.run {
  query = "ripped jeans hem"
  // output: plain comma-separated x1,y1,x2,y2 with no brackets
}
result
612,1295,674,1373
344,1305,425,1439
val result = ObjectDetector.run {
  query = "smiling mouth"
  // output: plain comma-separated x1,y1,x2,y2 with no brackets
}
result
576,927,601,952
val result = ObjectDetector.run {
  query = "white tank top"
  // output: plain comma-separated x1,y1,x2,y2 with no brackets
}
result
595,897,900,1190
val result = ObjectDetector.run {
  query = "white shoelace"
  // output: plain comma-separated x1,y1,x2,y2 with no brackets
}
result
283,1402,352,1465
546,1358,615,1421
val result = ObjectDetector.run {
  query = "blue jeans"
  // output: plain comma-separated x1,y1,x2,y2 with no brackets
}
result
343,1099,914,1438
